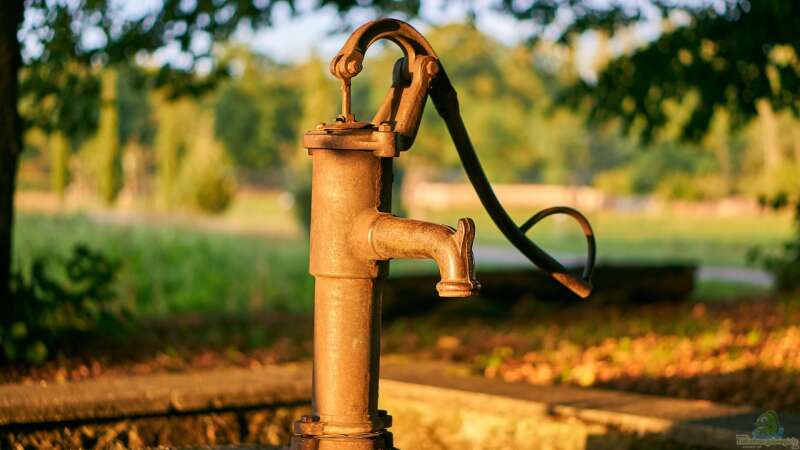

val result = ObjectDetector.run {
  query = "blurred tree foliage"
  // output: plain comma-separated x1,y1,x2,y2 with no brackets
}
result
214,47,301,175
117,68,156,148
491,0,800,200
16,16,800,203
559,1,800,141
151,93,238,214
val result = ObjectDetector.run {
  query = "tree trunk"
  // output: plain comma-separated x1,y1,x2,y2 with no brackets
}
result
95,68,120,205
0,1,24,301
50,132,70,200
756,99,780,172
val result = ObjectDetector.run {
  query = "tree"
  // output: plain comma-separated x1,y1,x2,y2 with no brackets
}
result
0,0,422,302
178,114,237,214
90,69,121,205
48,132,70,199
1,1,25,301
494,1,799,197
411,23,546,180
540,1,800,141
151,92,197,208
213,49,300,175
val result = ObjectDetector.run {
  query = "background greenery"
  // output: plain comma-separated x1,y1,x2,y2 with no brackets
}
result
14,200,791,319
17,22,800,210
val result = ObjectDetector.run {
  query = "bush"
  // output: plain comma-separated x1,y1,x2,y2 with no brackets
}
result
593,168,634,196
177,120,237,214
750,194,800,293
289,180,312,233
654,172,729,201
3,245,126,363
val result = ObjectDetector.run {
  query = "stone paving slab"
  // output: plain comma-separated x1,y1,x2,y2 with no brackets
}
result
383,361,752,425
380,361,800,449
0,364,310,425
2,359,798,449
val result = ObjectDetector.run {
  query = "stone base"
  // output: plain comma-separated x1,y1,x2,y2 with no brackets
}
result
1,405,308,449
3,361,797,449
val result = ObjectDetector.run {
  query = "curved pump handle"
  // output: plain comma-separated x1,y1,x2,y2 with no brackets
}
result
429,67,596,298
328,20,440,152
330,19,437,82
330,19,596,298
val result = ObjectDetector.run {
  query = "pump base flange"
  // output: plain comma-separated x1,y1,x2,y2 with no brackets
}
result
289,431,395,450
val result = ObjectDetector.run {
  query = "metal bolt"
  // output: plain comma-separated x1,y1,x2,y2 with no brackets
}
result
347,59,362,75
424,58,440,77
343,52,363,77
294,415,324,436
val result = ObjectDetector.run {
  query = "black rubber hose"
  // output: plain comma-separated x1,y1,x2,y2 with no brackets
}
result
429,65,595,298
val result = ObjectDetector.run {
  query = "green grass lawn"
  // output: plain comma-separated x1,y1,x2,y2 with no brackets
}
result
14,212,312,317
13,193,792,316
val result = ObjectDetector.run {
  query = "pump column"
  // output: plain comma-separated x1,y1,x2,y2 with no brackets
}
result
290,148,394,450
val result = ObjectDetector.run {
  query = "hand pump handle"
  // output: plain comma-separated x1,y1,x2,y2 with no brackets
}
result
430,66,596,298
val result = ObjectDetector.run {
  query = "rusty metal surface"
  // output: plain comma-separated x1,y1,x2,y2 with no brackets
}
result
292,17,595,449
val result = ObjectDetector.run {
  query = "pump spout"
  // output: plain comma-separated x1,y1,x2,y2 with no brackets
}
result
352,212,480,297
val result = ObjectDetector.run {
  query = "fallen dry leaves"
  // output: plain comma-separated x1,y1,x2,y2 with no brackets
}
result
3,297,798,412
382,298,800,411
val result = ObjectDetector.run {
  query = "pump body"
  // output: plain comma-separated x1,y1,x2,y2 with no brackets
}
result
290,18,594,450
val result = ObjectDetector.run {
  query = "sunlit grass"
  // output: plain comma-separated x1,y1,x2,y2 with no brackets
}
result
13,189,792,317
693,280,770,301
219,187,300,237
14,212,311,317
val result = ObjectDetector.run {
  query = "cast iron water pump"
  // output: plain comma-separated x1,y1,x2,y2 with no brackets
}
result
289,18,596,450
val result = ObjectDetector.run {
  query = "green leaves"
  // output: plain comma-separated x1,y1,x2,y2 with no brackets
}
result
17,0,418,142
212,52,300,171
3,244,125,363
561,1,800,141
751,195,800,293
